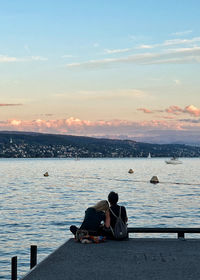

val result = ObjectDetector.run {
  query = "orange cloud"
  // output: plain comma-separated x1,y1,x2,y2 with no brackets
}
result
184,105,200,116
10,120,22,126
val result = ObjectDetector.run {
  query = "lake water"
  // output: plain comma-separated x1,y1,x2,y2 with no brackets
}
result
1,158,200,279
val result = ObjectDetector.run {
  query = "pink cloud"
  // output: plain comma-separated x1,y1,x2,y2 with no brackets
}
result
137,108,153,114
10,120,22,126
1,116,200,144
162,115,176,120
165,105,183,114
184,105,200,117
0,103,23,107
165,105,200,117
0,116,193,135
137,104,200,118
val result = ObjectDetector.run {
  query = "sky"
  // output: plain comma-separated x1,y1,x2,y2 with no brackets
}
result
1,0,200,144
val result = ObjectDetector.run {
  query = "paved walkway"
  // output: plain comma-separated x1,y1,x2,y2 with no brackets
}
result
21,238,200,280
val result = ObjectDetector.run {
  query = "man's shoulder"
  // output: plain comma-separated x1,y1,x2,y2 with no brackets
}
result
110,204,126,210
118,205,126,210
119,205,127,216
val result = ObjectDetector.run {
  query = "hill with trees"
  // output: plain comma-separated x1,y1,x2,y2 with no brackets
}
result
0,131,199,158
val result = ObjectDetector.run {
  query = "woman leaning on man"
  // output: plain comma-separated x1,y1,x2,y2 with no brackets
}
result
70,200,110,237
70,192,128,240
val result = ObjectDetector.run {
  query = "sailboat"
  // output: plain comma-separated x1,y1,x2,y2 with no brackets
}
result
75,154,80,161
165,157,182,164
147,153,151,159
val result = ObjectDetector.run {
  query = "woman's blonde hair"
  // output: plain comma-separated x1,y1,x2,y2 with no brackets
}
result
93,200,109,212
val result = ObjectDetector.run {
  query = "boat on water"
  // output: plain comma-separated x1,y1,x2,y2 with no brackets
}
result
165,157,182,164
147,153,151,158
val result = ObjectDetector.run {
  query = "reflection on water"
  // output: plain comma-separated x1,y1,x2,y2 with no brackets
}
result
1,158,200,279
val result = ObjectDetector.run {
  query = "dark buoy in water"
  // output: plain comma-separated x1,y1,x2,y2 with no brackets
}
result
44,172,49,177
128,169,134,174
150,176,159,184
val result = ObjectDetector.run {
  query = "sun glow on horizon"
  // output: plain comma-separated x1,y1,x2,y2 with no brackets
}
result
0,1,200,143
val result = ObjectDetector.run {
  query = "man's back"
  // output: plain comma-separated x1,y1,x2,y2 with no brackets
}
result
109,204,127,229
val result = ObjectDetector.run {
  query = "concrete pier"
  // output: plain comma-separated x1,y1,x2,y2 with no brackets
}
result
21,238,200,280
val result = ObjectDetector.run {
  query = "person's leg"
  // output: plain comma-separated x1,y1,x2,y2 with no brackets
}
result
70,225,78,235
98,227,114,239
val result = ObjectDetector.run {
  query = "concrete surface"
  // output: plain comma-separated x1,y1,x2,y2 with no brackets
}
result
21,238,200,280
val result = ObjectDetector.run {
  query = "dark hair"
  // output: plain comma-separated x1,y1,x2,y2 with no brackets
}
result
108,191,118,205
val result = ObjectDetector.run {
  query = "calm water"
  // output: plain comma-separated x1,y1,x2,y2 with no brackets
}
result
1,158,200,279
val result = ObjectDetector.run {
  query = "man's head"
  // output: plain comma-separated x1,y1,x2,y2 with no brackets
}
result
108,191,118,205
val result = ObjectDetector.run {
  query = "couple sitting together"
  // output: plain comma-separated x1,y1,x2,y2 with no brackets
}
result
70,191,128,242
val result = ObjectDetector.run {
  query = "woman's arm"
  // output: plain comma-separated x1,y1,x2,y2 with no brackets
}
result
105,210,110,228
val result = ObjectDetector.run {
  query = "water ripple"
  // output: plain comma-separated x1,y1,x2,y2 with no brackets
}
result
1,158,200,279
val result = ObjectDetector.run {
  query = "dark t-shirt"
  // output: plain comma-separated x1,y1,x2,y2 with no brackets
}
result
80,207,105,232
109,205,127,229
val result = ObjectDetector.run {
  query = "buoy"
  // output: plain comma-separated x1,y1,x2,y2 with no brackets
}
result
44,172,49,177
128,169,134,174
150,176,159,184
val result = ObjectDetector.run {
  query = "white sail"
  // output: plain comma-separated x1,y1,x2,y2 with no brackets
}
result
147,153,151,158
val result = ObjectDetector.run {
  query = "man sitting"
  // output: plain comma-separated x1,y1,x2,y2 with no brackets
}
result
101,191,128,240
108,191,128,239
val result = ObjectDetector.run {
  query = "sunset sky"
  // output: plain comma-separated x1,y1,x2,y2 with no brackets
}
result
1,0,200,143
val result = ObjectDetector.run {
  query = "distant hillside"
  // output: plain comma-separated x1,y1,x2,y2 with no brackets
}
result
0,131,200,158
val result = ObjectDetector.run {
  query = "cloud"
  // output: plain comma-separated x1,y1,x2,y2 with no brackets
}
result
163,37,200,46
137,104,200,118
143,37,200,49
180,118,200,124
165,105,200,117
10,120,22,126
35,113,54,117
79,88,146,98
137,108,153,114
0,117,178,135
1,115,200,144
62,55,74,58
0,55,20,62
0,103,23,107
104,48,132,54
67,46,200,69
67,62,82,67
31,56,48,61
185,105,200,117
66,35,200,70
137,45,154,49
165,105,183,115
162,115,176,120
0,55,48,63
172,30,193,36
52,88,147,101
45,114,54,117
102,36,200,57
